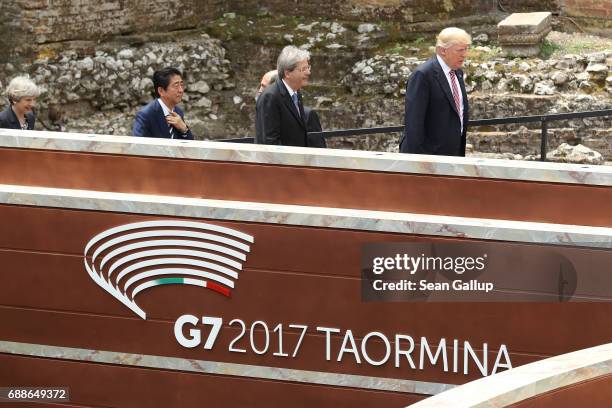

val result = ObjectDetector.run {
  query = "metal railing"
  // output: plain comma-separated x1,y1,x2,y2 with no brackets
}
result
220,109,612,161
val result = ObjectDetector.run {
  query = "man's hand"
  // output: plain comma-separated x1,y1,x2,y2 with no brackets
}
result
166,111,188,133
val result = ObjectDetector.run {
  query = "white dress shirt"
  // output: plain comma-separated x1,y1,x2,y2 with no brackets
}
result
157,98,173,116
436,54,464,130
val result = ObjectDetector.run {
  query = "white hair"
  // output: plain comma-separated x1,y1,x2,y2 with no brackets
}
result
436,27,472,49
277,46,310,79
6,76,40,104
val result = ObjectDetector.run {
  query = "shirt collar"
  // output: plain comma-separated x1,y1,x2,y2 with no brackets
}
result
157,98,173,116
282,79,297,96
436,54,453,75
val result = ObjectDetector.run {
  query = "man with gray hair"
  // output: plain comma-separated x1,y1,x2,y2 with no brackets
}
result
400,27,471,156
255,45,311,146
255,68,326,148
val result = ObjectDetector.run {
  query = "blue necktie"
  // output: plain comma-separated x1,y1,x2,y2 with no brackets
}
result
291,93,300,117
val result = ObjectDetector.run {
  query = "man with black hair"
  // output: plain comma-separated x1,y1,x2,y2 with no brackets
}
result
132,67,193,139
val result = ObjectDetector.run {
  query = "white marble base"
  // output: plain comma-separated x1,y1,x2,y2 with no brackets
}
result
1,184,610,247
409,342,612,407
1,130,610,186
0,340,454,396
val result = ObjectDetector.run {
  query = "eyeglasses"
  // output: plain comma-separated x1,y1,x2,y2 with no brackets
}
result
296,65,311,73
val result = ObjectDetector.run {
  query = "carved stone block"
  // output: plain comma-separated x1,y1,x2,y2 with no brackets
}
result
498,12,552,57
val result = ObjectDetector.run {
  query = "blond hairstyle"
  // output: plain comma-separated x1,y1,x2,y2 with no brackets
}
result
436,27,472,49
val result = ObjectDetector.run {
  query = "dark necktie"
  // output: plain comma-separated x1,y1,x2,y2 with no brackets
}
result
167,114,175,139
291,93,300,117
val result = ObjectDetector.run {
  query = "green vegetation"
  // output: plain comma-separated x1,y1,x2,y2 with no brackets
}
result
204,12,611,64
539,33,611,58
387,43,405,54
539,39,561,59
466,45,503,63
377,36,434,58
206,13,307,46
561,39,609,54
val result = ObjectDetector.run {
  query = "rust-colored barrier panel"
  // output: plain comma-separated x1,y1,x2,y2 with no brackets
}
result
0,354,424,408
0,248,611,359
1,136,610,406
0,306,540,385
0,148,610,227
1,204,611,387
508,374,612,408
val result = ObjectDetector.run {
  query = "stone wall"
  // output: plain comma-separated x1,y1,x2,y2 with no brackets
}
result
0,0,500,63
4,0,496,46
564,0,612,20
332,48,612,158
2,0,610,57
499,0,612,34
344,51,612,98
499,0,561,12
0,1,25,63
3,0,225,52
228,0,496,23
0,32,234,137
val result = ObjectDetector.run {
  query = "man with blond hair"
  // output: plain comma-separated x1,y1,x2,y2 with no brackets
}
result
256,45,311,146
400,27,471,156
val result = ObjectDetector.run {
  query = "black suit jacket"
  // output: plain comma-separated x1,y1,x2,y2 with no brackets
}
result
255,80,308,146
304,107,327,148
0,106,36,130
399,56,469,156
132,99,193,139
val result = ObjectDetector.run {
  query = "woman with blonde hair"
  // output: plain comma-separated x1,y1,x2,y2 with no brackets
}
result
0,76,40,130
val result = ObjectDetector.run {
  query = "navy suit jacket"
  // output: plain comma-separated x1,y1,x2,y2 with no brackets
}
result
255,80,308,146
400,56,469,156
132,99,193,139
0,106,36,130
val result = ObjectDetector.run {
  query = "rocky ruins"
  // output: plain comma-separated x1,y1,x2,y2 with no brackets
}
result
0,1,610,163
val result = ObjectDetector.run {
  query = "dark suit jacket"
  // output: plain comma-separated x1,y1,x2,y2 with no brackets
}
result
304,107,326,148
255,80,308,146
0,106,36,130
132,99,193,139
399,56,469,156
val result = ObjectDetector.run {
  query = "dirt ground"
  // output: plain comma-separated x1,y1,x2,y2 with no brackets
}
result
546,31,612,56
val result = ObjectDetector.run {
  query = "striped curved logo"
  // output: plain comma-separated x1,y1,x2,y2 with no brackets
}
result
84,220,254,319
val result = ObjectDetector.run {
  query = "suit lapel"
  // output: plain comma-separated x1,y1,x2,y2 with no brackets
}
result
432,57,460,117
8,107,20,128
278,81,306,129
153,101,170,137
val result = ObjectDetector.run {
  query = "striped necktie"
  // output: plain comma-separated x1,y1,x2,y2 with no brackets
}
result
448,70,462,115
167,112,175,139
